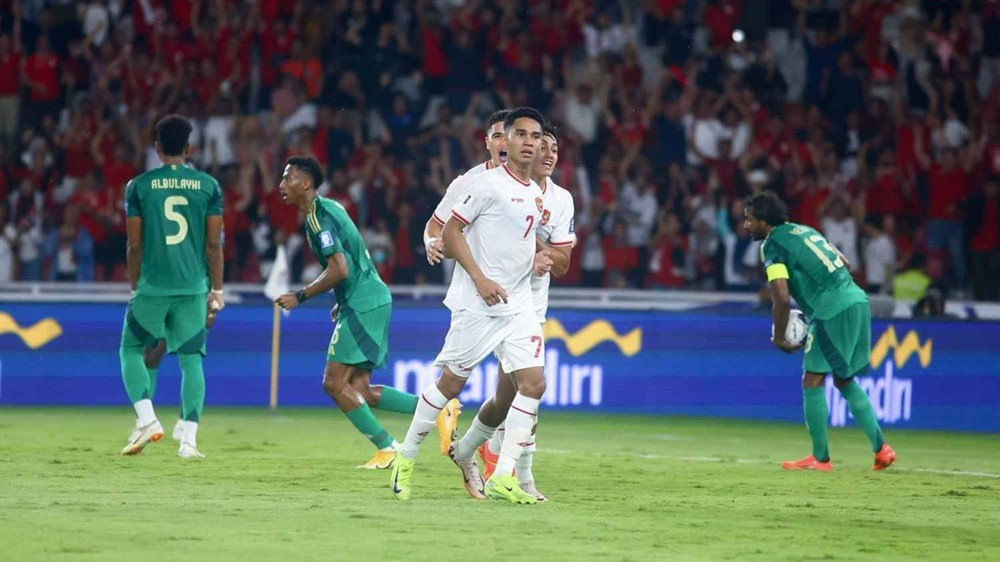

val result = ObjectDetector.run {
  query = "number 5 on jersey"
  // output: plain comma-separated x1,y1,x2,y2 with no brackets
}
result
164,196,189,245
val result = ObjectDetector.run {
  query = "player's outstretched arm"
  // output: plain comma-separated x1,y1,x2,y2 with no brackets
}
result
275,254,348,311
205,215,225,313
125,217,143,292
442,216,507,306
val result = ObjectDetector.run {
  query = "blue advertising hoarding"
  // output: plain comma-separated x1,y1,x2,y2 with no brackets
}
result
0,302,997,432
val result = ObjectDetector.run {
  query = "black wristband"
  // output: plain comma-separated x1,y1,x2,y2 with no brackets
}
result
295,289,308,304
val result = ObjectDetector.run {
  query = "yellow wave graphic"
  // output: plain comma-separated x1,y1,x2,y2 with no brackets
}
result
870,325,932,369
543,319,642,357
0,312,63,349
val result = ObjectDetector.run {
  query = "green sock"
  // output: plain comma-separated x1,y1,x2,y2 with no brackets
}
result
120,345,151,403
803,387,830,462
840,379,885,452
345,403,393,449
147,367,158,399
178,354,205,423
374,386,418,414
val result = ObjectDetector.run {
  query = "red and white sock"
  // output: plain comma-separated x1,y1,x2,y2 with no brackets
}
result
398,385,448,460
494,393,538,477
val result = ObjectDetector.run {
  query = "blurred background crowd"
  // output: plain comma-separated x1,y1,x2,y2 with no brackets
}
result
0,0,998,303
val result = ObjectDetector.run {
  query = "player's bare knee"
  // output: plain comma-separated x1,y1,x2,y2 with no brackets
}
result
437,369,466,399
801,372,825,389
517,376,546,399
321,371,349,397
832,376,852,391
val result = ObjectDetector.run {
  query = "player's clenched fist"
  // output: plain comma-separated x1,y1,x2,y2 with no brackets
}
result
474,276,508,306
275,293,300,311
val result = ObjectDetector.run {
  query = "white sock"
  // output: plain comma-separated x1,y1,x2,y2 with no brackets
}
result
181,421,198,447
494,393,539,477
133,399,157,427
454,416,497,460
399,384,449,460
516,440,536,485
380,439,401,453
487,422,505,455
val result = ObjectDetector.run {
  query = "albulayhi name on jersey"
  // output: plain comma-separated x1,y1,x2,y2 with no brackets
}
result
150,178,203,189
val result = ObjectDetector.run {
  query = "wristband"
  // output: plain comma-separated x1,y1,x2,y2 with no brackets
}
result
424,235,438,248
211,289,224,295
295,289,308,303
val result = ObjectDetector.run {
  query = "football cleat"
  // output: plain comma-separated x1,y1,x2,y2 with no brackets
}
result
781,454,833,471
448,444,486,499
436,399,461,456
178,442,205,459
172,419,184,441
873,443,896,471
121,421,164,456
518,480,547,502
477,441,500,481
484,475,537,505
358,449,396,470
390,454,415,501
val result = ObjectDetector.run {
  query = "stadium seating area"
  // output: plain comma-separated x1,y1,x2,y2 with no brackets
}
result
0,0,998,301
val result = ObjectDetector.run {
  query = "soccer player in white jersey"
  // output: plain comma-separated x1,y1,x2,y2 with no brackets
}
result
424,109,511,266
448,123,576,502
417,110,511,455
391,107,552,504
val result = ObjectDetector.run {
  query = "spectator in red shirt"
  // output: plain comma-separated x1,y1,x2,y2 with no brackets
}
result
23,36,61,129
0,33,21,144
647,212,687,288
968,175,1000,300
602,220,639,287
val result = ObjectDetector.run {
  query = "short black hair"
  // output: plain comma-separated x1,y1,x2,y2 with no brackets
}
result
287,156,325,190
155,114,193,156
542,122,559,142
503,107,545,132
745,190,789,226
485,109,511,130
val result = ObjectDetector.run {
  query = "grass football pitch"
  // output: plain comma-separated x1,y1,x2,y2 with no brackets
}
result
1,407,997,561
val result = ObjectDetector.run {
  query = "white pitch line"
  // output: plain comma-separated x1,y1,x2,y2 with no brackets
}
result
895,467,1000,479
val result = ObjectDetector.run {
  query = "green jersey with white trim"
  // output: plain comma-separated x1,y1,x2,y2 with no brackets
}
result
304,196,391,312
125,164,222,296
760,222,867,320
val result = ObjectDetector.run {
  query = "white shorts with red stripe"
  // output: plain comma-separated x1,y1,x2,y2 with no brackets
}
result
433,310,545,377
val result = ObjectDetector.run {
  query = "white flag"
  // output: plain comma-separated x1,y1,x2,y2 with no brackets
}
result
264,245,291,304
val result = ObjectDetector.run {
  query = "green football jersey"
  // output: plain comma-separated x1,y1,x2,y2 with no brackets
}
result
125,163,222,296
304,196,391,312
760,222,867,320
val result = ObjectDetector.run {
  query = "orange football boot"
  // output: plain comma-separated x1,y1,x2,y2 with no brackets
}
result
873,444,896,471
781,454,834,471
478,442,499,480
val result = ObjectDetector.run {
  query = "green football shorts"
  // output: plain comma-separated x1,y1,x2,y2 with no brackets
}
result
120,293,207,356
803,302,871,378
327,303,390,370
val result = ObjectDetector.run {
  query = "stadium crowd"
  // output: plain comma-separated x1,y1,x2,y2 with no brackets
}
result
0,0,998,302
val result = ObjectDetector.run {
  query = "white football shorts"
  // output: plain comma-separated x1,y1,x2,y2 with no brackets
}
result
433,310,545,377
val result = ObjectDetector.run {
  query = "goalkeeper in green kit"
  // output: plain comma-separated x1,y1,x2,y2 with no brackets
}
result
119,115,224,459
744,191,896,472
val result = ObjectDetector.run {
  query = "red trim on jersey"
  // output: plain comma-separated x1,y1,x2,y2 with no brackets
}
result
421,394,444,410
432,212,446,225
485,160,495,170
502,163,531,186
451,210,471,225
540,178,548,194
510,404,537,417
550,240,574,246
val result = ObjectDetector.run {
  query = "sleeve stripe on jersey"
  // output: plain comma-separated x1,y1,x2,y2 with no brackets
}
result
766,263,789,282
432,212,446,225
451,210,471,225
307,211,320,233
550,240,574,247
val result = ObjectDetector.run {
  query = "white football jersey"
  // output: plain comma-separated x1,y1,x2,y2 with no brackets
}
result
532,178,576,322
444,165,544,317
431,160,494,226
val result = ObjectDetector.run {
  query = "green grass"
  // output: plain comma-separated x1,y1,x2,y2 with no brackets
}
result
0,408,998,561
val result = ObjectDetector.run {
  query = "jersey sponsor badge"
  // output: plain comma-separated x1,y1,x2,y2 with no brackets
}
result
463,193,473,205
320,231,334,248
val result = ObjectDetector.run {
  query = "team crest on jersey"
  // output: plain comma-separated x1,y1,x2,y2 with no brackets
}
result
320,231,334,248
535,197,544,213
541,209,551,226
